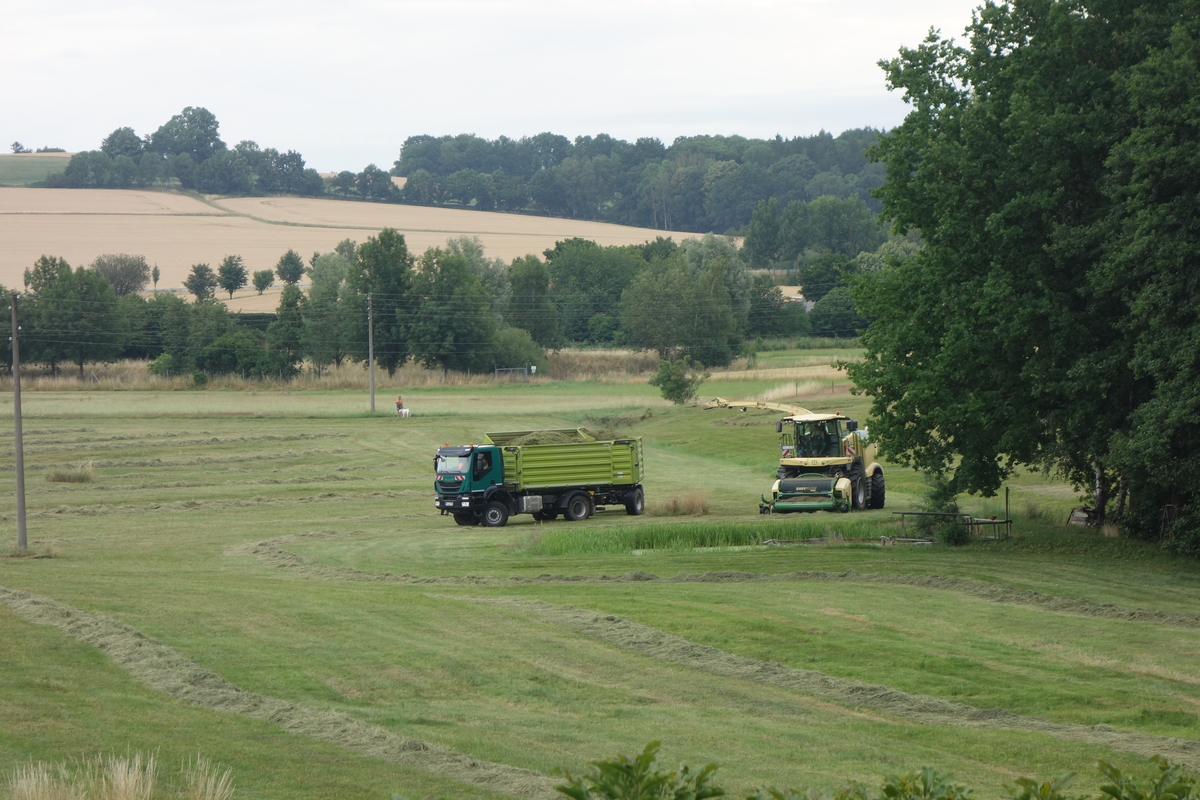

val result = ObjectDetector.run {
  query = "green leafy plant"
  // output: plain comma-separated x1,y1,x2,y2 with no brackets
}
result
1098,757,1196,800
557,741,725,800
649,357,710,405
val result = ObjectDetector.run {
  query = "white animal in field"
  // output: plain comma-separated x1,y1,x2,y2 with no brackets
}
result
397,407,411,418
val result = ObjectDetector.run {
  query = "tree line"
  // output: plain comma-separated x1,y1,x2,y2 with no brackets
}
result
846,0,1200,553
43,107,887,236
5,226,906,383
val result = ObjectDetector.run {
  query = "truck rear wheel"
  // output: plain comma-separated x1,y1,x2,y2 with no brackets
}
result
533,510,558,521
625,487,645,516
481,502,509,527
564,493,592,521
453,512,478,526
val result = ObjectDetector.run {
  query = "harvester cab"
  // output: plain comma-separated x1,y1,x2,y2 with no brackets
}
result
702,397,885,513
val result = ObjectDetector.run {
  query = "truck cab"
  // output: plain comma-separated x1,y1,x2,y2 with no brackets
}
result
434,445,502,503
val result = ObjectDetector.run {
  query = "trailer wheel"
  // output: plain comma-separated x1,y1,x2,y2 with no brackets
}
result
533,510,558,521
481,502,509,527
564,493,592,521
453,513,478,526
868,471,886,509
625,487,645,516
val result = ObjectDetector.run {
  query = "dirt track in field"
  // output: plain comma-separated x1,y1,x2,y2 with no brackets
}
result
240,535,1200,629
0,586,560,800
458,595,1200,768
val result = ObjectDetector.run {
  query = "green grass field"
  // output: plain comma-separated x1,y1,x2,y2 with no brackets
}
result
2,360,1198,799
0,155,69,186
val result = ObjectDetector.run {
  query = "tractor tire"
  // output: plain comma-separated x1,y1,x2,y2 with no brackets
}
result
453,512,478,526
564,492,592,521
868,471,886,509
481,502,509,527
847,466,866,511
625,487,645,516
776,466,800,480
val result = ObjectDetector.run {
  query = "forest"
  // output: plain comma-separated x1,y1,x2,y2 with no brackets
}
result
42,109,885,235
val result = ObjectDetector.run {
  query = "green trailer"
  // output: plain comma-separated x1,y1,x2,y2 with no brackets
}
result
433,428,645,527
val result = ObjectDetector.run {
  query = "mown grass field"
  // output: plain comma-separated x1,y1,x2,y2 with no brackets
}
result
2,356,1199,799
0,154,70,187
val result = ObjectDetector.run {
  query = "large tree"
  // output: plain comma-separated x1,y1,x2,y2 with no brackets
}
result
24,257,128,377
346,228,413,375
217,255,248,299
405,247,496,374
846,0,1197,536
90,253,150,296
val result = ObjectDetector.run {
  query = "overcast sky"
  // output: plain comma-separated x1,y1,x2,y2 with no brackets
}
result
4,0,981,173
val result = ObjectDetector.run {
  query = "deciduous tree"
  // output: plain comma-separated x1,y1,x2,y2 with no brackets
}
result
217,255,247,298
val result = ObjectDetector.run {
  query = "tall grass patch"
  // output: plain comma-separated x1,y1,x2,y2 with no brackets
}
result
45,460,94,483
515,517,884,556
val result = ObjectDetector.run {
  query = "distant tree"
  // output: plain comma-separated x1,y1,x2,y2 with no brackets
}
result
151,265,160,291
184,264,218,301
446,235,509,321
194,149,253,194
796,251,851,304
252,269,274,295
217,255,248,298
275,249,305,284
405,247,496,373
346,228,414,375
808,286,867,336
266,284,305,375
544,238,647,342
11,142,31,154
90,253,151,296
507,255,562,348
304,252,353,372
491,327,547,374
743,198,781,267
24,259,128,377
148,106,226,163
100,127,144,159
357,164,399,201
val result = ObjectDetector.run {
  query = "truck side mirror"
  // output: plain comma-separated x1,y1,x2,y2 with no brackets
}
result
846,420,858,432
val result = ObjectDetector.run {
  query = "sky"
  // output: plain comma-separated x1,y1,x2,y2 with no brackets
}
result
4,0,982,173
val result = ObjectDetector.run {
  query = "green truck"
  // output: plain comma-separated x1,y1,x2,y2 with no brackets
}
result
433,428,645,527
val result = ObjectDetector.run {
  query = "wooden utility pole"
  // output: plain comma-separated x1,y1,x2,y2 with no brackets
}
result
11,294,27,552
367,292,375,412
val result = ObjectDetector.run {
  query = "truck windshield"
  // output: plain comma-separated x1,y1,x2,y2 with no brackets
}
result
436,455,471,474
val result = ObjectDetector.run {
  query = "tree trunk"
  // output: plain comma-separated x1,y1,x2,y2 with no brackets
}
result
1093,463,1109,527
1113,478,1129,521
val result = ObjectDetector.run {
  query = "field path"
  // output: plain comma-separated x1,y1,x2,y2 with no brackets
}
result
0,585,559,800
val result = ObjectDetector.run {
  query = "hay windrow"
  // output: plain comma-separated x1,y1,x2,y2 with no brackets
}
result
455,595,1200,769
0,586,559,800
240,536,1200,629
0,432,345,457
0,448,351,473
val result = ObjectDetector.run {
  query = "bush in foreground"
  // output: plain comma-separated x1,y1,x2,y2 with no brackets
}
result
557,745,1195,800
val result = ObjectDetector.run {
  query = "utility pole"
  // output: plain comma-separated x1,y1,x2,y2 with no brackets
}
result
11,294,27,552
367,292,375,412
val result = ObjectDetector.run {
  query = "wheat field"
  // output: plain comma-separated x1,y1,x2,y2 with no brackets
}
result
0,188,681,291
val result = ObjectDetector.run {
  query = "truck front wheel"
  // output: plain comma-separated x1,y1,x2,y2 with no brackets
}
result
564,493,592,521
481,502,509,527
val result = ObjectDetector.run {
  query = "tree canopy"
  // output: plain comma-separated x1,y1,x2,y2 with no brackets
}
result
845,0,1200,549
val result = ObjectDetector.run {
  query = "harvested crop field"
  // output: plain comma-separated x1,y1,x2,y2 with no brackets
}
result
0,188,678,291
1,376,1198,799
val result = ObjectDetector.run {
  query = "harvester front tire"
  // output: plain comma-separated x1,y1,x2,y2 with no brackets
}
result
868,471,886,509
625,487,645,516
852,477,867,511
481,502,509,527
564,493,592,521
453,513,478,526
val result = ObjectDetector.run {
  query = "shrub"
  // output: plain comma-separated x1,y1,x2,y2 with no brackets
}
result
557,741,724,800
45,460,94,483
649,356,709,405
649,491,710,516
